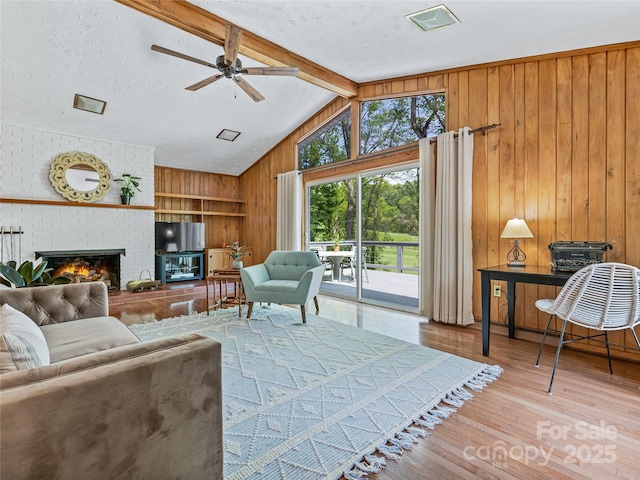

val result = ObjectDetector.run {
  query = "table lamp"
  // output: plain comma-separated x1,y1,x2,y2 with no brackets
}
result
500,218,533,266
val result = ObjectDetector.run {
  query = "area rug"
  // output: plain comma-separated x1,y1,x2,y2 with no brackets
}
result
129,305,501,480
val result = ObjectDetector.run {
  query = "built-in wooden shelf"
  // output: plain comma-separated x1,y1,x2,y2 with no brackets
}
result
154,192,245,203
154,192,246,218
155,209,245,217
0,197,156,210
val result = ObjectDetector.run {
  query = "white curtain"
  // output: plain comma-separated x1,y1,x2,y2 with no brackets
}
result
276,170,302,251
419,128,474,325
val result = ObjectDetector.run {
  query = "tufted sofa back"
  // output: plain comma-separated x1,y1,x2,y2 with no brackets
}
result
0,282,109,326
264,251,322,281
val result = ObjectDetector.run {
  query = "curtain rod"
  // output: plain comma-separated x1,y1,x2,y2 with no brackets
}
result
274,123,501,178
428,123,501,144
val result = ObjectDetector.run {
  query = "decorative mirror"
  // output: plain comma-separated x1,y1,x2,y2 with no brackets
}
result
49,151,112,202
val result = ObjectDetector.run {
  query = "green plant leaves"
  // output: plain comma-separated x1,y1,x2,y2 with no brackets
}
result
0,261,71,288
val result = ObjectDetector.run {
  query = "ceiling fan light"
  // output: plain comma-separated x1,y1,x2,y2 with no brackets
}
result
216,129,241,142
406,4,460,32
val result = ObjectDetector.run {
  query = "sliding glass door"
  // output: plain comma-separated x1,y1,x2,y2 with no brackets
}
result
307,164,419,312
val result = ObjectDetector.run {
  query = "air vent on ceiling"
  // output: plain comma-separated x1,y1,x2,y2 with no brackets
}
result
406,4,460,32
216,129,241,142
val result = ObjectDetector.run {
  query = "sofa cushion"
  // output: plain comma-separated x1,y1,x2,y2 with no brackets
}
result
0,303,50,366
41,316,141,363
1,333,43,371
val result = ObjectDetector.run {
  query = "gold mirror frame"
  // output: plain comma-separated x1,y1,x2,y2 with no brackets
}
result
49,151,112,202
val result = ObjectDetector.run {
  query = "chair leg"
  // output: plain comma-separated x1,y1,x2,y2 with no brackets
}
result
631,327,640,350
300,305,306,324
547,318,568,394
313,296,319,314
604,331,613,375
246,302,254,319
536,314,554,366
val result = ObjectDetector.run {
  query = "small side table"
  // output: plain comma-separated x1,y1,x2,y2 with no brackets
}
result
206,269,245,317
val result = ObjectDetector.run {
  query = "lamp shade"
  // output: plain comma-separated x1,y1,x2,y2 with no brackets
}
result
501,218,533,239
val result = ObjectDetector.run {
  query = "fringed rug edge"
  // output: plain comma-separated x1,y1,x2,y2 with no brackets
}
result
341,364,503,480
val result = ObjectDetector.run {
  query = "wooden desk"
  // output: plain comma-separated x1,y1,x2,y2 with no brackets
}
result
478,265,573,356
206,269,244,317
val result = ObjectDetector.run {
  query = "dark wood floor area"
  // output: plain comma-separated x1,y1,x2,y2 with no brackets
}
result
109,284,640,480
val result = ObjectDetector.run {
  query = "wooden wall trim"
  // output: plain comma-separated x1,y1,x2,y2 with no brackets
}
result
0,197,155,210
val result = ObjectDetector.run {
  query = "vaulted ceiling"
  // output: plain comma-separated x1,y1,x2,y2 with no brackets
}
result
2,1,639,175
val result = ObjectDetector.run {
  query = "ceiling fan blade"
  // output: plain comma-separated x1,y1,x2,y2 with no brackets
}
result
151,44,217,69
242,67,300,76
224,24,242,66
233,76,265,102
186,74,224,91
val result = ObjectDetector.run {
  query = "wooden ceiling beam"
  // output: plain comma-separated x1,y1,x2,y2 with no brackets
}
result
115,0,358,98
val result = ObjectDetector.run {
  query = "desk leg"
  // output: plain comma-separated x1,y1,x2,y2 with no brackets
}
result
507,280,516,338
481,271,491,356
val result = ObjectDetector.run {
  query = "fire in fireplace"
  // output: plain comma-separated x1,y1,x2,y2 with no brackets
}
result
35,249,125,290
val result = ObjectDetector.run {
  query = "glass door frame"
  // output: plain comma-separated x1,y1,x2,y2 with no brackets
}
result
305,161,419,311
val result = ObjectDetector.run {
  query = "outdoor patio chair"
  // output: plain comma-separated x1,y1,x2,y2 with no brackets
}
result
535,262,640,393
341,245,369,282
310,246,333,279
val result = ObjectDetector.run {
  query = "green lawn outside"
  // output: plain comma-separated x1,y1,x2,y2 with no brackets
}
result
369,232,419,272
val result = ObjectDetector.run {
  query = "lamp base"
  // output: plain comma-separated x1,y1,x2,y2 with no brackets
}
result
507,260,526,267
506,240,527,267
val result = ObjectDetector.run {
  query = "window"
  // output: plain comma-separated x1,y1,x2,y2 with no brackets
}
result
359,93,445,155
299,108,351,170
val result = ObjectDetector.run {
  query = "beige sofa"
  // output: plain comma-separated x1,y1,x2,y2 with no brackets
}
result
0,282,223,480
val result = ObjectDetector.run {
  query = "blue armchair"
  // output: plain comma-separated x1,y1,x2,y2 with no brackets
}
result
240,251,325,323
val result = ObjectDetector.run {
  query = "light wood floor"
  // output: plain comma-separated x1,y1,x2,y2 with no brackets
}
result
109,288,640,480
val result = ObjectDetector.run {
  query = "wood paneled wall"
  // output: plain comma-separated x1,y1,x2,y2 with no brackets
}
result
154,42,639,359
238,97,351,263
237,41,640,360
154,166,243,249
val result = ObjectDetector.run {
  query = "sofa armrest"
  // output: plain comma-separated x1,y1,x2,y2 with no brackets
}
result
240,263,270,294
0,282,109,326
294,265,326,301
0,334,223,480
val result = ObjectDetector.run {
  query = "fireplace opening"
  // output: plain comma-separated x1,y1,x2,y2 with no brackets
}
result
36,249,125,290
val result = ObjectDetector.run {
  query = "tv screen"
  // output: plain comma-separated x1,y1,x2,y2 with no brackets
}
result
155,222,205,252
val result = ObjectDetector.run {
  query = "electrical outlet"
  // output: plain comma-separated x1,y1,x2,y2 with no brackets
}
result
493,285,501,297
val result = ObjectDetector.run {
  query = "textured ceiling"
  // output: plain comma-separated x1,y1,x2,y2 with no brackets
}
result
2,1,639,176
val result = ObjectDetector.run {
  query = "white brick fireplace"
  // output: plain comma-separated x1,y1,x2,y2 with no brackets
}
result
0,123,155,288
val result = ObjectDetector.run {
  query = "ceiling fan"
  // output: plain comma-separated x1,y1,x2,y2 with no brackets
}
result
151,24,300,102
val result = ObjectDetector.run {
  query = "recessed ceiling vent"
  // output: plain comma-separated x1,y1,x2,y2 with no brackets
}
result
406,4,460,32
216,129,241,142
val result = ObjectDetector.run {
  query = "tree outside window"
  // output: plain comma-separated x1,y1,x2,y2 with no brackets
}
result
360,94,445,155
299,108,351,170
306,94,444,267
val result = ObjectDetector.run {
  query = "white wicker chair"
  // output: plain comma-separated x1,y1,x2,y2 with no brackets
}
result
535,262,640,393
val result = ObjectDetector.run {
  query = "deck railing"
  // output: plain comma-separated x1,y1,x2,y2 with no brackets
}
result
310,241,419,274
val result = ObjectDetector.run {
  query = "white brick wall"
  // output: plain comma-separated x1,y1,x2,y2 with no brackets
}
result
0,123,155,288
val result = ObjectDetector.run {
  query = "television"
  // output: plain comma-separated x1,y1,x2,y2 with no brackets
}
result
155,222,205,253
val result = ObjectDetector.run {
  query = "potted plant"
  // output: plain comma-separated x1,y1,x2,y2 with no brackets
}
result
0,260,71,288
332,233,342,251
228,241,246,269
114,173,141,205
